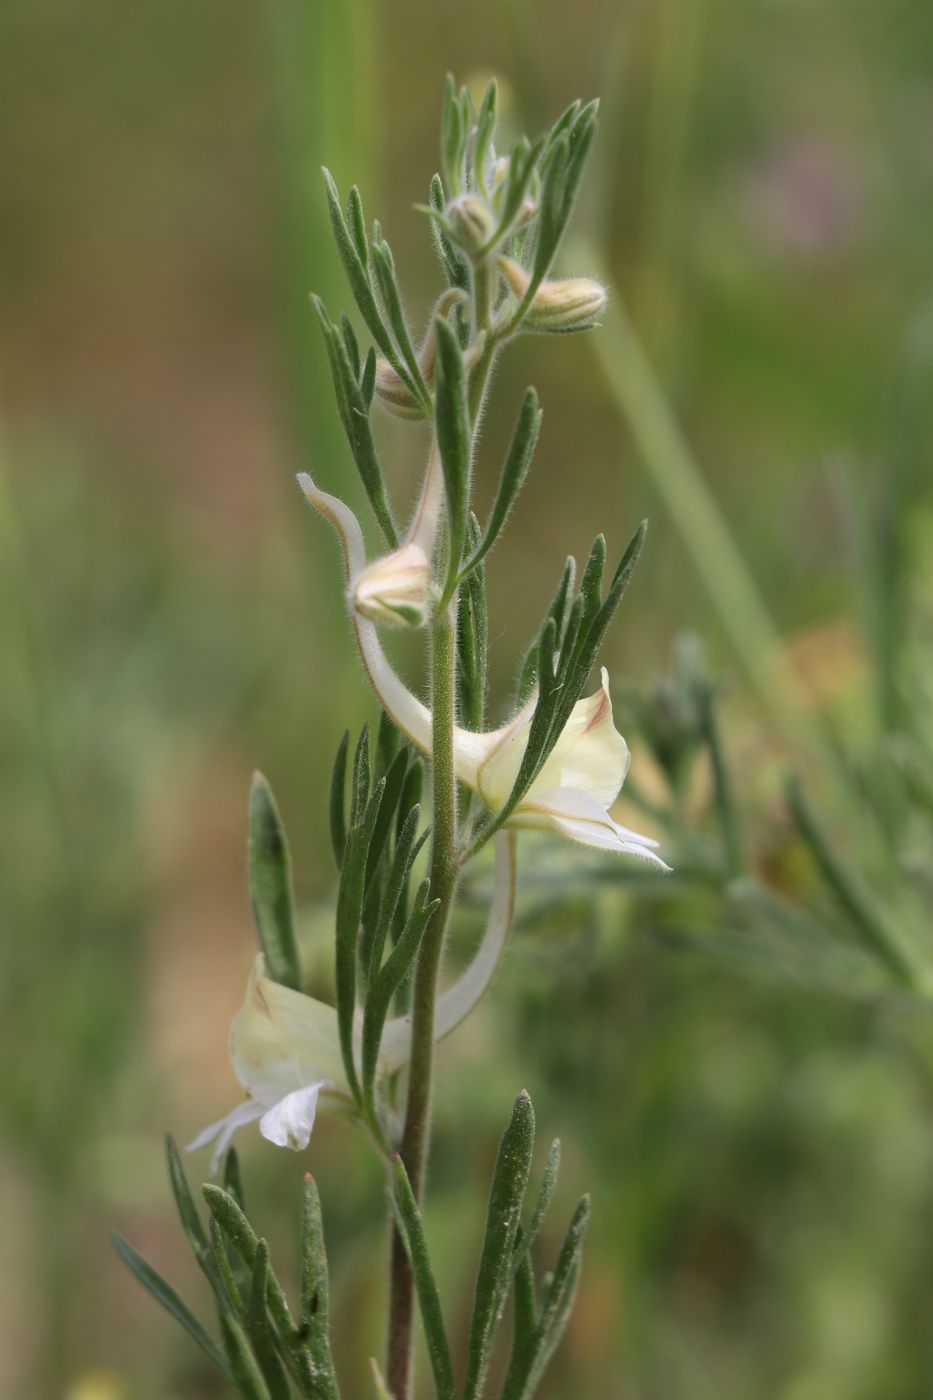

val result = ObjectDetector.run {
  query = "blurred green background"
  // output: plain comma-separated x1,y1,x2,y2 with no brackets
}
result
3,1,933,1396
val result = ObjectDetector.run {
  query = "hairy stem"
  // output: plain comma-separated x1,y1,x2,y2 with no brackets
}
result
387,608,460,1397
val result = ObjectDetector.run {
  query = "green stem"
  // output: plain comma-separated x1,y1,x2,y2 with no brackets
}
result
387,609,460,1398
386,252,498,1396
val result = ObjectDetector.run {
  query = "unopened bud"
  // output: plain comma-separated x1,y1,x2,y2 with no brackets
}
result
373,361,427,420
353,543,432,629
498,256,608,332
447,195,496,255
373,288,468,419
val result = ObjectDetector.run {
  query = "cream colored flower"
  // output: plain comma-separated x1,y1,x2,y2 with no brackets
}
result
300,476,668,867
189,832,517,1171
353,541,432,628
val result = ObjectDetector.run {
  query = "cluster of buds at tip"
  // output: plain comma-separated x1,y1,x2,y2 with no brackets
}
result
352,541,433,629
498,256,608,333
374,288,468,420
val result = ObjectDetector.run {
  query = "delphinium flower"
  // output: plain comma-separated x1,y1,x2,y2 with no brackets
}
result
123,79,670,1400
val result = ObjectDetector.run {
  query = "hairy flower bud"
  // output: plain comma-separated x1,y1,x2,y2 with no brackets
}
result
498,256,608,332
446,194,496,255
373,361,427,419
373,287,468,419
353,542,432,629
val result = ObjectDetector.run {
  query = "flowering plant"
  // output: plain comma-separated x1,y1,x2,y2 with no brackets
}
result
115,76,667,1397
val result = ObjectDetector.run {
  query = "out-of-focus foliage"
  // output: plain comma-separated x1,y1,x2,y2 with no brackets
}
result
1,0,932,1396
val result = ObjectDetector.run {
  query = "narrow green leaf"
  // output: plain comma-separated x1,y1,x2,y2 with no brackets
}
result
429,173,468,289
371,235,429,406
501,1195,591,1400
504,1243,537,1390
202,1186,296,1345
391,1158,458,1400
473,79,498,192
434,316,471,592
363,803,428,983
364,746,411,889
375,710,401,779
542,100,582,160
210,1214,246,1318
246,1240,291,1400
458,517,488,733
517,556,576,704
248,773,301,991
223,1146,246,1213
516,1138,561,1266
462,388,541,579
111,1230,233,1382
329,730,350,871
218,1309,272,1400
309,294,399,548
361,345,377,406
441,73,464,197
362,881,438,1110
347,184,370,267
340,312,360,378
525,1196,591,1395
463,1090,536,1400
350,725,371,827
166,1134,212,1270
322,169,420,400
298,1175,340,1395
335,776,386,1099
578,533,607,623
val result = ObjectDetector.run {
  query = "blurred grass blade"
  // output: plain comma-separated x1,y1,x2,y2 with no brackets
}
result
248,773,302,991
786,775,918,989
390,1157,457,1400
463,1090,536,1399
111,1231,234,1382
370,1358,393,1397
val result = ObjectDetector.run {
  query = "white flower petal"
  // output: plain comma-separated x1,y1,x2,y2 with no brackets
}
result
186,1099,265,1176
230,955,349,1106
512,785,670,868
259,1082,324,1152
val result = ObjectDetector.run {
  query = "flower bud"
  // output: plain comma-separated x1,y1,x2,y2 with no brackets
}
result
446,194,496,255
373,288,468,420
373,361,427,420
353,542,432,629
498,256,608,332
